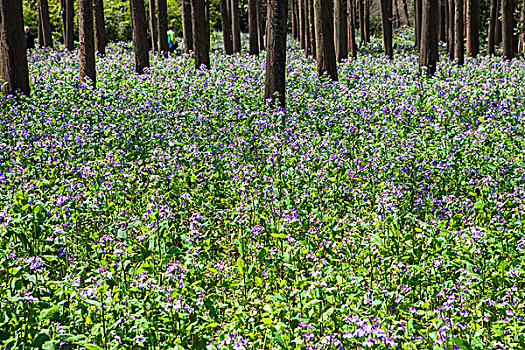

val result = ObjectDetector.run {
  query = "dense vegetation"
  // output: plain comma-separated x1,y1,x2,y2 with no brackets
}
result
1,36,524,349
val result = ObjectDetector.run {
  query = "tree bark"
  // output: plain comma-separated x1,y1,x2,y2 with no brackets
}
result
231,0,241,52
130,0,149,74
501,0,513,59
335,0,348,60
454,0,464,64
249,0,259,54
402,0,410,25
380,0,393,58
519,5,525,54
257,0,265,50
348,0,357,56
182,0,193,53
487,0,496,55
314,0,337,80
299,0,306,49
157,0,168,53
465,0,479,57
38,0,53,48
292,0,297,38
264,0,288,107
419,0,438,75
191,0,210,69
0,0,30,96
414,0,422,48
438,0,446,41
79,0,96,85
364,0,370,42
359,0,365,42
64,0,74,50
93,0,106,55
219,0,233,54
148,0,158,51
448,0,454,59
305,0,311,55
308,0,316,56
495,0,501,44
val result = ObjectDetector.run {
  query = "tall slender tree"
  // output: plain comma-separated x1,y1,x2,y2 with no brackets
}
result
359,0,365,42
380,0,393,58
335,0,348,60
466,0,479,57
191,0,210,69
347,0,357,57
438,0,446,41
149,0,158,51
314,0,337,80
305,0,311,56
401,0,410,25
308,0,316,56
130,0,149,74
93,0,106,55
231,0,241,52
182,0,193,53
292,0,297,38
0,0,30,96
64,0,74,50
454,0,464,64
157,0,168,54
414,0,422,48
257,0,265,50
249,0,259,54
448,0,455,59
219,0,233,54
495,0,501,44
299,0,306,49
79,0,96,84
264,0,288,107
38,0,53,48
487,0,496,55
419,0,438,75
501,0,513,59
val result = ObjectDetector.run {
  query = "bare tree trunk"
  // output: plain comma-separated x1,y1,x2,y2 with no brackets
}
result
148,0,158,51
38,0,53,48
380,0,393,58
419,0,438,75
291,0,297,38
314,0,337,80
191,0,210,68
335,0,348,60
364,0,370,42
79,0,96,84
305,0,311,55
414,0,422,48
130,0,149,74
249,0,259,54
501,0,513,59
257,0,265,49
394,0,400,27
299,0,306,49
495,0,501,44
454,0,464,64
348,0,357,56
231,0,241,52
487,0,496,55
182,0,193,53
465,0,479,57
308,0,316,56
0,0,30,96
64,0,74,50
265,0,288,107
220,0,233,54
438,0,446,41
93,0,106,55
519,5,525,54
402,0,410,26
157,0,168,53
359,0,365,42
448,0,454,59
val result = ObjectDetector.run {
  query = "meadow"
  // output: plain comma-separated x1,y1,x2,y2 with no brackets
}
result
1,37,525,349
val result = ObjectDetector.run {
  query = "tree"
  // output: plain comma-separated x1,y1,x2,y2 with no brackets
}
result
314,0,337,80
487,0,496,55
419,0,438,75
148,0,158,52
157,0,169,54
182,0,193,53
380,0,393,58
93,0,106,55
501,0,513,59
130,0,150,74
79,0,96,85
257,0,264,50
305,0,311,55
249,0,259,54
347,0,357,57
219,0,233,54
466,0,479,57
308,0,316,56
448,0,455,59
438,0,446,41
299,0,306,50
334,0,348,60
38,0,53,48
454,0,464,64
64,0,74,50
414,0,422,48
191,0,210,69
264,0,288,107
231,0,241,52
0,0,30,96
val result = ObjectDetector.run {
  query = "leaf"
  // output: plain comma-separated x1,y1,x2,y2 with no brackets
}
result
84,299,102,308
39,305,60,322
236,258,246,275
83,344,104,350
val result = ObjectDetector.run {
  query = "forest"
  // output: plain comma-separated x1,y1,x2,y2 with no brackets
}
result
1,0,525,349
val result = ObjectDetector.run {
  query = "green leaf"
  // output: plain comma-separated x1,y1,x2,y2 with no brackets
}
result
83,344,104,350
236,258,246,275
39,305,60,322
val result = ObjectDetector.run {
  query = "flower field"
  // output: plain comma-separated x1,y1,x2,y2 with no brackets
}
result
1,38,525,349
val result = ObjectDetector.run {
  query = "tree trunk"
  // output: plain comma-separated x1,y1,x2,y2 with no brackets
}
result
64,0,74,50
264,0,288,107
308,0,316,56
487,0,496,55
157,0,168,53
148,0,158,51
130,0,149,74
495,0,501,44
380,0,393,58
257,0,265,50
438,0,446,41
93,0,106,55
191,0,210,69
465,0,479,57
364,0,370,42
519,5,525,54
448,0,454,59
38,0,53,48
359,0,365,42
231,0,241,52
0,0,30,96
402,0,410,26
335,0,348,60
454,0,464,64
501,0,513,59
182,0,193,53
305,0,311,56
419,0,438,75
299,0,305,49
292,0,297,38
414,0,422,48
79,0,96,85
219,0,233,54
348,0,357,56
394,0,400,27
314,0,338,80
249,0,259,54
